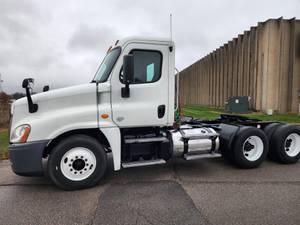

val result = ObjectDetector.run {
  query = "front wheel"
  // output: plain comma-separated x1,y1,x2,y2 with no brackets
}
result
47,135,107,190
232,127,269,169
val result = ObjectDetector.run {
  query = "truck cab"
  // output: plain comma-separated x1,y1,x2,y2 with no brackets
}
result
9,37,300,190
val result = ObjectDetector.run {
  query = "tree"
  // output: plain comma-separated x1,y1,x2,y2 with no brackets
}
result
0,92,10,104
0,92,10,128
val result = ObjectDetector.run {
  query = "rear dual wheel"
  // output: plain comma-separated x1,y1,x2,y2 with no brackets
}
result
225,124,300,168
266,124,300,164
231,127,269,169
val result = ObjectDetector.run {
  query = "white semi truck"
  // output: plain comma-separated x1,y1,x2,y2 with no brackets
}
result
9,37,300,190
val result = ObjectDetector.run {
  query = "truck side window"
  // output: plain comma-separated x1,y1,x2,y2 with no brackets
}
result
120,50,162,84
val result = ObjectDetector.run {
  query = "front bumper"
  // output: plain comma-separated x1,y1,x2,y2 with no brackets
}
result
9,140,49,176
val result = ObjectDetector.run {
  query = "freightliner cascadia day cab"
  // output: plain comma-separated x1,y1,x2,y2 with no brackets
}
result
9,37,300,190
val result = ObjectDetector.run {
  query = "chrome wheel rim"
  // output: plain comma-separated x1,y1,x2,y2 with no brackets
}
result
242,136,264,161
284,133,300,157
60,147,96,181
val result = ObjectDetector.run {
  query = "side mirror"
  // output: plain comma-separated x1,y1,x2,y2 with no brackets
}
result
43,85,50,92
123,54,134,83
121,55,134,98
22,78,34,89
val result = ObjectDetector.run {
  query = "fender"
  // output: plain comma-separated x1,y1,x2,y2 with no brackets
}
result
44,126,121,171
217,123,241,152
100,127,121,171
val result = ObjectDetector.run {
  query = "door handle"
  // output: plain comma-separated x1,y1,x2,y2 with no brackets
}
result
157,105,166,119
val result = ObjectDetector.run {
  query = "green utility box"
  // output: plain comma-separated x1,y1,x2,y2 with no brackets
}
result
225,96,250,113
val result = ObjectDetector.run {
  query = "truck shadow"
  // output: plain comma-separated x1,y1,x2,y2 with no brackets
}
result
3,156,299,190
101,156,299,185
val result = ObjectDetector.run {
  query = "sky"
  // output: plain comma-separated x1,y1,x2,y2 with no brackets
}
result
0,0,300,93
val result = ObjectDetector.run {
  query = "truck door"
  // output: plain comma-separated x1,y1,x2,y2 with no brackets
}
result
111,43,169,127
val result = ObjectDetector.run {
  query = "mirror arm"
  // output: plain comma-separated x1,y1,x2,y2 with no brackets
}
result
25,87,38,113
22,78,38,113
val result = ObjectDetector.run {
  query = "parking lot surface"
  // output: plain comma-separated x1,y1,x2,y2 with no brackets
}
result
0,157,299,225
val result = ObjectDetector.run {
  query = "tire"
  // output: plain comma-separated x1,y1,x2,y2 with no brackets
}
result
270,125,300,164
263,123,283,140
232,127,269,169
263,123,284,159
47,135,107,190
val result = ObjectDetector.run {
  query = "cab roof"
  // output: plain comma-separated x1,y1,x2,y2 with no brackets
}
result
117,36,174,48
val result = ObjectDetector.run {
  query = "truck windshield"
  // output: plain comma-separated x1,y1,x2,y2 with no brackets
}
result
93,47,121,82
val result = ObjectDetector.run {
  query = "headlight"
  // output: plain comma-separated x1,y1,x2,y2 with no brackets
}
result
10,124,31,143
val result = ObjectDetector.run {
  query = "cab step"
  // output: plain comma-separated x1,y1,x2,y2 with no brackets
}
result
124,137,168,144
184,153,222,161
122,159,166,168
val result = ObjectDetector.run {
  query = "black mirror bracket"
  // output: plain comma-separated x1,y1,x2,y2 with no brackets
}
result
121,83,130,98
22,78,38,113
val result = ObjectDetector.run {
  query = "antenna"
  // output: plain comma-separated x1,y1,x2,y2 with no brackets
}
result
170,13,173,41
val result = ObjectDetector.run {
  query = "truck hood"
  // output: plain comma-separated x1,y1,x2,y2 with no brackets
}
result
14,82,110,107
11,82,111,142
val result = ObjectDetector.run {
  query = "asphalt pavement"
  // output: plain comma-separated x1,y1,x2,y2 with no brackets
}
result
0,157,299,225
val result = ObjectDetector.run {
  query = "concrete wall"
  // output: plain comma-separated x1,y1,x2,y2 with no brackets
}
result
179,18,300,113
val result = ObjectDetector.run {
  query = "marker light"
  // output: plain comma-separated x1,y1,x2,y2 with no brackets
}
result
101,114,109,119
10,124,31,143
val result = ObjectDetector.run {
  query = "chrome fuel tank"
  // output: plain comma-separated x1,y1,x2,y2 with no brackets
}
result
170,126,220,157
